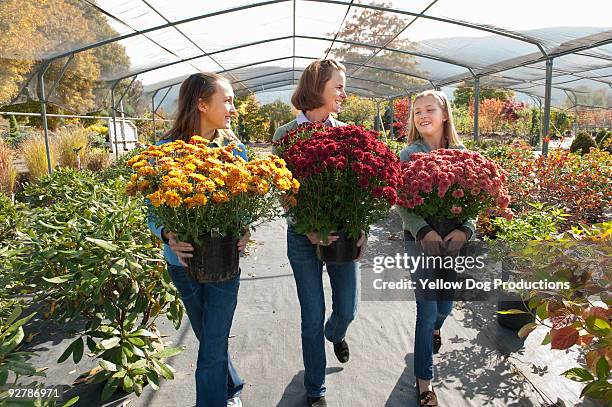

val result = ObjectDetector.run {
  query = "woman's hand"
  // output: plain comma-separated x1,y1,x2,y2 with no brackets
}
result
164,231,193,267
306,231,339,246
420,230,443,255
238,230,251,252
443,229,468,256
356,230,367,260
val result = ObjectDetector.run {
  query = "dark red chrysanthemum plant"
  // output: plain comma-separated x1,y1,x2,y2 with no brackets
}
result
279,124,401,239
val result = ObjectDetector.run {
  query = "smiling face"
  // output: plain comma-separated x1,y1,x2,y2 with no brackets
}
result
321,69,347,114
412,94,448,138
198,79,236,130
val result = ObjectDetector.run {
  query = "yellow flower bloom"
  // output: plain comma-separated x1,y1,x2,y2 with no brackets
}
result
211,191,229,203
178,182,193,194
137,180,151,191
189,173,207,182
275,178,291,191
147,190,164,207
256,179,269,195
190,135,207,144
291,178,300,193
132,160,146,169
164,190,182,207
138,165,155,176
127,154,143,166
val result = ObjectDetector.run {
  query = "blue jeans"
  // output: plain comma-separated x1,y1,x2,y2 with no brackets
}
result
167,265,244,407
286,227,359,398
404,237,453,381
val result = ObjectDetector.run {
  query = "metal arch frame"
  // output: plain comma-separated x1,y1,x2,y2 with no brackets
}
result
307,0,549,56
109,34,472,85
144,55,424,97
229,68,408,94
28,0,610,95
33,0,551,92
347,0,442,79
24,0,612,168
235,79,386,99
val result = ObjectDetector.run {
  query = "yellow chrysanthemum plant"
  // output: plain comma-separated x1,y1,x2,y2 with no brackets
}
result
126,136,299,282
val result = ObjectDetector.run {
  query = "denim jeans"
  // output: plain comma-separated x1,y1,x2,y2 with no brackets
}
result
286,227,359,398
404,237,453,381
167,265,244,407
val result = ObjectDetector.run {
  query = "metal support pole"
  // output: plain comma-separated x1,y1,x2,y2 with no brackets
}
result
473,77,480,144
46,54,74,100
151,91,158,144
542,58,553,157
111,81,120,159
571,91,579,135
389,98,395,138
153,87,172,141
38,64,53,174
374,100,380,132
116,76,138,107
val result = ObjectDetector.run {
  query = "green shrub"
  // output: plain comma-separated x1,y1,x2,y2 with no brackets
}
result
20,168,101,208
11,170,185,400
594,129,611,153
570,132,597,155
490,203,569,241
4,115,26,147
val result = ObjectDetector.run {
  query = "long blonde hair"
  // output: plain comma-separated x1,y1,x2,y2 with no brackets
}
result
406,90,461,147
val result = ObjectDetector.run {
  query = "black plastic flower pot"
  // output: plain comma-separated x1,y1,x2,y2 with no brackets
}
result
186,235,240,283
315,230,359,264
425,217,463,239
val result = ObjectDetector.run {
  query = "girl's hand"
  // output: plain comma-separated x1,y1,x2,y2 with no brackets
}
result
443,229,468,256
356,230,367,260
164,231,194,267
238,230,251,252
306,231,339,246
420,230,443,255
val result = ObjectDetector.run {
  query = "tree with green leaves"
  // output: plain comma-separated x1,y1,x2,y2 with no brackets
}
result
336,95,379,130
260,100,294,140
235,95,269,143
453,86,515,109
0,0,134,114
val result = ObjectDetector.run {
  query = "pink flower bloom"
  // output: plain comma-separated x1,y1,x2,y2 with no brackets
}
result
452,189,465,198
451,205,463,215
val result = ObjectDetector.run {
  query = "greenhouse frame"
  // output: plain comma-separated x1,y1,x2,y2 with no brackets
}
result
7,0,612,169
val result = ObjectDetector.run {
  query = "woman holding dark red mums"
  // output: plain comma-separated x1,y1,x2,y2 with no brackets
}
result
272,59,367,407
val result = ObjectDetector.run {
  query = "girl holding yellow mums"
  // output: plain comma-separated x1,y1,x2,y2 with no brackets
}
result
148,72,248,407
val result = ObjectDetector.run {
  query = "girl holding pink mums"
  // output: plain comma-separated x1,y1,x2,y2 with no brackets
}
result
398,90,476,407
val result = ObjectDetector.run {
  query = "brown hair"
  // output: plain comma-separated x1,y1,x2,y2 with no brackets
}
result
406,90,462,147
291,59,346,111
162,72,231,142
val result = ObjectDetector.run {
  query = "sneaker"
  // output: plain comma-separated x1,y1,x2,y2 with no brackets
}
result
333,340,350,363
227,396,242,407
307,396,327,407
